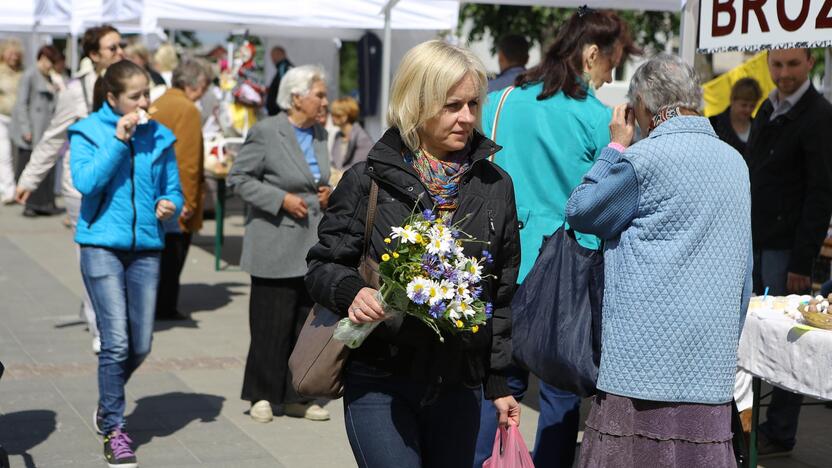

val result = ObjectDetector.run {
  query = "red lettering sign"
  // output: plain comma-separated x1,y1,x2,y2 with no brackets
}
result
818,0,832,28
712,0,737,37
743,0,771,34
777,0,810,32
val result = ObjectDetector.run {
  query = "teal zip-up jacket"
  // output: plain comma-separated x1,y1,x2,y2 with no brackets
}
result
69,101,183,251
483,82,611,282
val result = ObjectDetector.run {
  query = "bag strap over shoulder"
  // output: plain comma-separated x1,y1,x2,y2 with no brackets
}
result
490,86,515,141
488,85,515,162
363,180,379,257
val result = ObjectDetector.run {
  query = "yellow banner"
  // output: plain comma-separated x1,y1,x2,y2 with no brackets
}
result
702,52,776,118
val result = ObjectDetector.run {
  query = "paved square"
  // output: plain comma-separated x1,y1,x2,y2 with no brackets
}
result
0,201,828,467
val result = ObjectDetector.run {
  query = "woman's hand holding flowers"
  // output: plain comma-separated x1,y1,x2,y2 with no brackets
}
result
348,287,386,324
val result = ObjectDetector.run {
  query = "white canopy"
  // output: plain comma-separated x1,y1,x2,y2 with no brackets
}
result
0,0,75,34
99,0,459,39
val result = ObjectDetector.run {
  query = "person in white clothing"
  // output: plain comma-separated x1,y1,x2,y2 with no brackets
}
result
0,38,23,204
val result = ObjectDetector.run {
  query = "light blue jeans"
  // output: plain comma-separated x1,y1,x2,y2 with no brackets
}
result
80,246,160,434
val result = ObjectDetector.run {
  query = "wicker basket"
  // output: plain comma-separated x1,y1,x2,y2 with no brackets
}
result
797,304,832,330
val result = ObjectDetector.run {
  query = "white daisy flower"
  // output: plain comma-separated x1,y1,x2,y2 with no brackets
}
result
426,280,444,306
466,259,483,281
455,282,471,302
450,301,476,319
448,308,462,320
391,225,419,244
427,236,452,255
406,277,431,304
438,280,456,301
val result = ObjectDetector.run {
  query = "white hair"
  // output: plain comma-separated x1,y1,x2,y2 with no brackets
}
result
628,53,702,114
276,65,326,111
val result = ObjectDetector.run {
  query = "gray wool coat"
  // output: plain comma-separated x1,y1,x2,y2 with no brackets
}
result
228,113,331,279
11,68,58,150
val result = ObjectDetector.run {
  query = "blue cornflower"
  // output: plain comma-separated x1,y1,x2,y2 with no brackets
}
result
471,286,483,299
445,268,461,283
422,253,438,264
429,302,446,318
428,265,443,280
482,250,494,264
412,291,429,305
422,209,436,221
484,302,494,319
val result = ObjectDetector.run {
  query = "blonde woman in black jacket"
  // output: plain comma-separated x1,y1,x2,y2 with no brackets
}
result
306,40,520,468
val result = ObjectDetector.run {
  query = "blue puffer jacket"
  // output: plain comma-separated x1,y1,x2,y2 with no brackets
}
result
69,102,183,251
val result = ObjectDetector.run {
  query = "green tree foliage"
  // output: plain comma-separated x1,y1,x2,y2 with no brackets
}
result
172,31,202,49
339,41,359,97
459,4,679,55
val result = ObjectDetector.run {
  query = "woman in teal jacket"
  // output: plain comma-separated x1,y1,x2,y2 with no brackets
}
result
69,60,182,468
474,8,639,468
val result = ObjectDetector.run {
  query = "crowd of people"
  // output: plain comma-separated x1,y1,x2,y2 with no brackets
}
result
1,4,831,467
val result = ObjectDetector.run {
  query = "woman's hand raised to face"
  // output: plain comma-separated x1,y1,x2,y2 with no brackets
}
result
348,287,385,324
115,112,141,142
609,103,636,148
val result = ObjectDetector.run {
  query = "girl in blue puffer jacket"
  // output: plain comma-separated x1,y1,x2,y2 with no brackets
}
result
69,59,182,468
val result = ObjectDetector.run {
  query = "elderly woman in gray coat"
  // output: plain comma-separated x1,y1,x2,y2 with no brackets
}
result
228,65,332,423
11,45,64,216
566,54,753,467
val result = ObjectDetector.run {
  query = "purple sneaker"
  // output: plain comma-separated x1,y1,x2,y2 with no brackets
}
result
103,429,137,468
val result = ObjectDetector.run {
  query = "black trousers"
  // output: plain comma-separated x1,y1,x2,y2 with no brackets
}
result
241,276,312,404
14,147,56,212
155,232,192,318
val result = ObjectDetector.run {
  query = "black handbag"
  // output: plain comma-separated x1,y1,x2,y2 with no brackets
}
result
511,226,603,397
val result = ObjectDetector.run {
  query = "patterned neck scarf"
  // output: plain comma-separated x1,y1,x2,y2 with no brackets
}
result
408,147,471,211
649,105,699,134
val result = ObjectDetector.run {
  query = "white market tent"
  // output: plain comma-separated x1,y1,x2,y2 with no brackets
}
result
135,0,458,39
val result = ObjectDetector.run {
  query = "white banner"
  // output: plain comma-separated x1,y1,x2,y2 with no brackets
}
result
699,0,832,53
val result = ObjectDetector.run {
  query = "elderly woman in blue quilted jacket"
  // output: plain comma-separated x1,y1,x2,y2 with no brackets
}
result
565,54,753,467
70,59,182,468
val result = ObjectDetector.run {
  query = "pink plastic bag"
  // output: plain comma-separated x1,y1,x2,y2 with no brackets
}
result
483,425,535,468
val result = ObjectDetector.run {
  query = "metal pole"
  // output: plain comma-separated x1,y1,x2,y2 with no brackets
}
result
749,377,761,468
69,34,79,75
380,0,400,129
678,0,699,66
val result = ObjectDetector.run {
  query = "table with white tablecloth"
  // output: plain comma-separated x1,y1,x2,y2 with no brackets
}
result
736,297,832,467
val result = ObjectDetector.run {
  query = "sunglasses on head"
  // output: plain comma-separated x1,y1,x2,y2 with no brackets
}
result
102,42,127,53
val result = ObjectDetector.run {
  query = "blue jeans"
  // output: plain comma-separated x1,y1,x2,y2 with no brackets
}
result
343,361,482,468
80,247,160,434
753,249,804,449
474,366,581,468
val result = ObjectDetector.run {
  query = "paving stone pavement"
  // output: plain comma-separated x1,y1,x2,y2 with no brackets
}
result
1,199,830,468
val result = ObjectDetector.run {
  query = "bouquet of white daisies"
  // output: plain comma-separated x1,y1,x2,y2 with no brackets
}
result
333,207,494,348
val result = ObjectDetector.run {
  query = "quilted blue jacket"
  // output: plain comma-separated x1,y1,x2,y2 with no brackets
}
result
568,117,752,404
69,102,182,251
